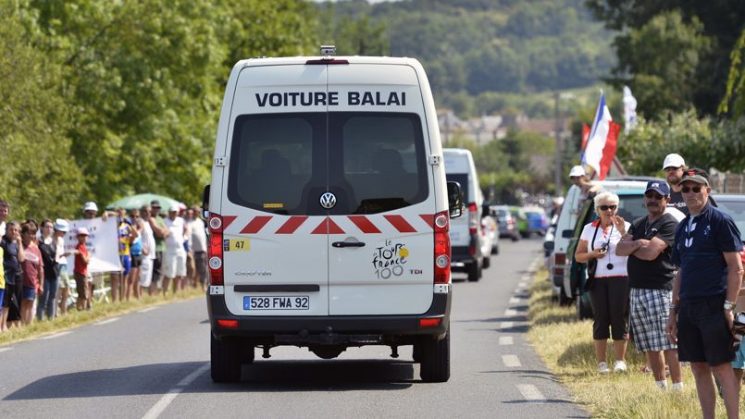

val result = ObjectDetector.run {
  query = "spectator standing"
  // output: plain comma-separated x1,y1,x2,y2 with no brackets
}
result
1,222,24,330
138,205,157,295
20,222,43,325
616,181,683,390
569,165,600,198
662,153,687,215
53,219,71,315
0,200,8,237
574,191,631,374
127,208,143,300
189,206,208,291
113,208,134,303
148,200,168,295
162,205,186,295
73,227,91,311
37,220,59,320
184,207,196,288
667,168,743,419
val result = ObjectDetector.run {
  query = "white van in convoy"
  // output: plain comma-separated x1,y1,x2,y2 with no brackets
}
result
443,148,487,281
204,48,461,383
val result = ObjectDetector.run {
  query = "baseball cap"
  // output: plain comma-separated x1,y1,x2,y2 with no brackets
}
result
76,227,90,236
169,204,179,212
645,181,670,196
569,165,586,178
680,167,710,186
150,200,161,208
53,219,69,232
662,153,685,170
83,201,98,212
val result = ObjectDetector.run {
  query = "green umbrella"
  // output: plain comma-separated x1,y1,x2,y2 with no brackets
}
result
106,193,182,211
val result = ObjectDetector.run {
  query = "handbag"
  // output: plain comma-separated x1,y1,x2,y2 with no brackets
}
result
583,224,601,292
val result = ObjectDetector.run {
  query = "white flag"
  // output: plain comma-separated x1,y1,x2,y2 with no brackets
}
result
622,86,637,132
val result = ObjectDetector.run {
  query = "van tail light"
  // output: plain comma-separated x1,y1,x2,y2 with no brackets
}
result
433,210,451,284
467,202,478,235
553,252,566,276
208,214,224,286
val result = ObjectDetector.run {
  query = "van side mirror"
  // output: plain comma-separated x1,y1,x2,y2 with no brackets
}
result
543,241,554,252
202,184,210,219
447,181,463,218
561,229,574,238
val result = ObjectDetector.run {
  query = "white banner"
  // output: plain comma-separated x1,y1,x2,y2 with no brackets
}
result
64,217,122,275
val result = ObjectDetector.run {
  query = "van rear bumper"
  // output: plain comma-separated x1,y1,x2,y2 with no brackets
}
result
208,291,451,344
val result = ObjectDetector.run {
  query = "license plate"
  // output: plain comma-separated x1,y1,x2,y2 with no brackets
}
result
243,296,310,311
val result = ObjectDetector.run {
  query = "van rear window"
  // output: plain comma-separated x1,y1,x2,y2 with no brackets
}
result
227,112,428,215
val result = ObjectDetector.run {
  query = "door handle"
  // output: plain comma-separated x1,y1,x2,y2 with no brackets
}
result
332,241,366,248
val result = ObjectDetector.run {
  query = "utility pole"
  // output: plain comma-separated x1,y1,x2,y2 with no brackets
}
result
554,92,562,194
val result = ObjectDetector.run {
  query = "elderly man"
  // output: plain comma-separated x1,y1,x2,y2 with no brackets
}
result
667,168,743,419
617,180,683,390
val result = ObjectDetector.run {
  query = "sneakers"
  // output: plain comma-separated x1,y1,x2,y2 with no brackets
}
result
598,362,610,374
613,360,628,373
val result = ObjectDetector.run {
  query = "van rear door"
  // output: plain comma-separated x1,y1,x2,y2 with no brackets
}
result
325,64,436,315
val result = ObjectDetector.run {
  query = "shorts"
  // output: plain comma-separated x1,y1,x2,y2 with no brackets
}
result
58,265,69,289
22,286,36,301
120,255,132,275
677,295,735,366
733,342,745,369
629,288,676,352
162,251,187,279
139,258,154,288
0,289,4,307
131,254,143,268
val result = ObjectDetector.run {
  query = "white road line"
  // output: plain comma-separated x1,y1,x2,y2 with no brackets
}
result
499,336,514,345
521,275,531,281
41,331,72,340
502,354,522,367
509,297,521,304
0,347,13,353
142,363,210,419
138,307,158,313
501,321,514,329
94,317,120,326
517,384,546,401
504,308,518,317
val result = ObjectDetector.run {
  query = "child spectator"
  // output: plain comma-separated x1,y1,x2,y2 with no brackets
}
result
73,227,91,311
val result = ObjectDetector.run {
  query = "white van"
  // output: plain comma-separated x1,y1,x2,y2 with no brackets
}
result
205,48,461,383
443,148,487,281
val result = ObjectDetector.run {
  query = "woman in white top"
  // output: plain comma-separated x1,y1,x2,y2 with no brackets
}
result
575,191,631,374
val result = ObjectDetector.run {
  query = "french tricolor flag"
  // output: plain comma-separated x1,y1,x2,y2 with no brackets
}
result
581,93,621,180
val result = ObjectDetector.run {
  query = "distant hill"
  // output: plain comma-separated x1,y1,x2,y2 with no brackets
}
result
317,0,614,117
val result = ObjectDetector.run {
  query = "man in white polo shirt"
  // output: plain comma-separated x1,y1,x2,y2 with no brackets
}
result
161,205,187,295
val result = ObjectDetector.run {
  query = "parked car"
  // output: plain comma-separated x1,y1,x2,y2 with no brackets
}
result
567,181,658,319
543,213,558,258
510,206,529,238
714,194,745,309
492,205,519,241
524,206,549,236
480,214,500,267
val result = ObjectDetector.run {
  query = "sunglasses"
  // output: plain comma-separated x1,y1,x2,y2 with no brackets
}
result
644,192,664,200
681,186,703,194
598,205,617,211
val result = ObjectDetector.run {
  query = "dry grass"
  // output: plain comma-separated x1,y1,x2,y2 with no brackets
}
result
527,271,743,418
0,288,204,346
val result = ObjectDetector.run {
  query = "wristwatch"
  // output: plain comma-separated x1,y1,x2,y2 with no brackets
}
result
724,300,737,311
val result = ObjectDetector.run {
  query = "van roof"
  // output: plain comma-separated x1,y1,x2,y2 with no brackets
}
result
236,56,422,68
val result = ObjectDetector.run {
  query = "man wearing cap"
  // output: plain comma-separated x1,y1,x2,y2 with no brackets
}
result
617,180,683,390
666,168,743,418
162,205,186,295
569,165,599,198
147,200,168,295
662,153,688,215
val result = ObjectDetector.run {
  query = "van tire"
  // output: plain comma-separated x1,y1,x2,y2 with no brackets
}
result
211,333,242,383
419,330,450,382
492,244,499,255
467,261,481,282
483,256,491,269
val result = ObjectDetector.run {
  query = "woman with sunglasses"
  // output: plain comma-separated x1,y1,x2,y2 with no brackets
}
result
575,191,631,374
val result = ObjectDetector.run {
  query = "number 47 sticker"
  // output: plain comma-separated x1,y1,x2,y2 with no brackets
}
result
223,238,250,252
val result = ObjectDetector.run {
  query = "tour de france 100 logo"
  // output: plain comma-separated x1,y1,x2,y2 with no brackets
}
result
371,240,410,279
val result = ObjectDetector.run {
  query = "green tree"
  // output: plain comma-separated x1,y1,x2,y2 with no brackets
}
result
720,29,745,118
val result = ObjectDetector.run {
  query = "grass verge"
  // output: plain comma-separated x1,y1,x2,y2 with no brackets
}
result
0,288,204,346
527,270,744,418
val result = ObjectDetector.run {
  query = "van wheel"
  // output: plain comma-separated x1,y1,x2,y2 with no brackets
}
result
412,344,422,362
211,333,242,383
419,331,450,382
491,244,499,255
483,256,491,269
467,261,481,282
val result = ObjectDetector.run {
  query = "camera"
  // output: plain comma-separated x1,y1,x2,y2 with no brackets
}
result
600,242,609,252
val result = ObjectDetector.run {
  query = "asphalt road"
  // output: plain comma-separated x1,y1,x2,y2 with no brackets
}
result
0,237,588,419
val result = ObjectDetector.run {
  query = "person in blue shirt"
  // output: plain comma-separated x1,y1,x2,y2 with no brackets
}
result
667,168,743,419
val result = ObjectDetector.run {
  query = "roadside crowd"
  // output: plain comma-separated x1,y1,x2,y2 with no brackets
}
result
569,153,744,419
0,199,208,333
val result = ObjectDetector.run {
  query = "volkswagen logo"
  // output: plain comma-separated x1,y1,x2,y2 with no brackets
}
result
319,192,337,209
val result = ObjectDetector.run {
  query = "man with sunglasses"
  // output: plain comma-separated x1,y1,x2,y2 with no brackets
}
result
617,181,683,390
667,168,743,419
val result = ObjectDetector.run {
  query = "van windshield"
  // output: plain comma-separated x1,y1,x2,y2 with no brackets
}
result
227,112,428,215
